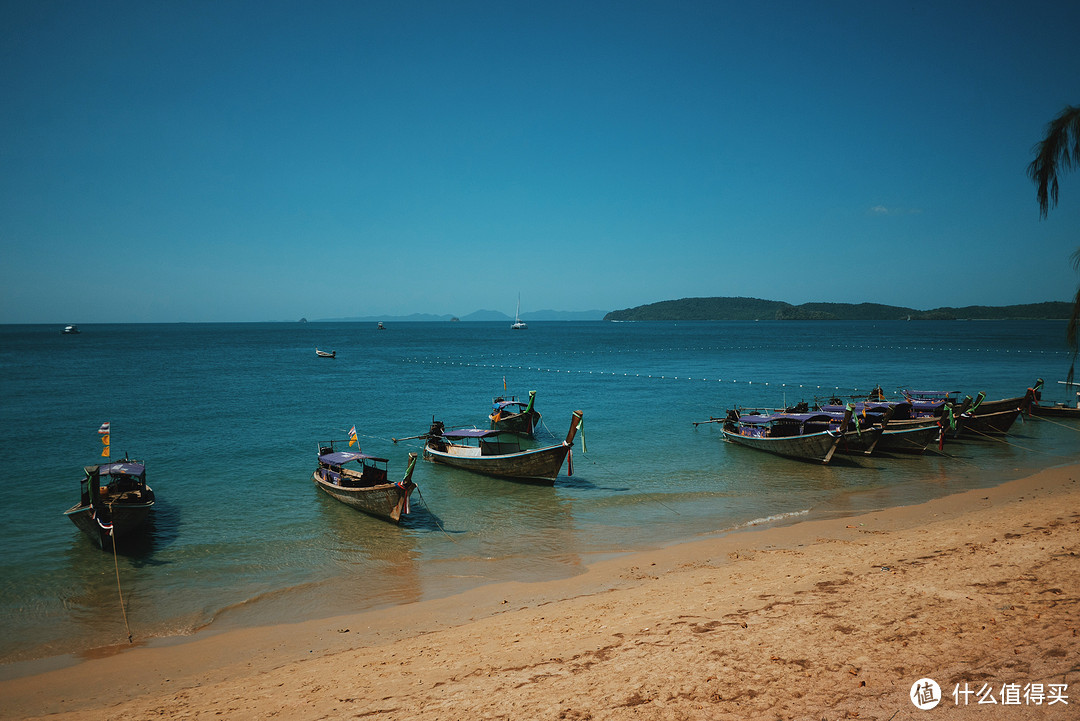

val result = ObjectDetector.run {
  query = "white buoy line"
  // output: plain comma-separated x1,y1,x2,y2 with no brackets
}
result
401,358,874,394
436,344,1067,363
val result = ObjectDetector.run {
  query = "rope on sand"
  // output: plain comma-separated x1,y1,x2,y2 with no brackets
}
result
108,515,133,644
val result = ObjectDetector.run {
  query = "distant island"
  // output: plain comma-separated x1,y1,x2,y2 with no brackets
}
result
603,297,1072,322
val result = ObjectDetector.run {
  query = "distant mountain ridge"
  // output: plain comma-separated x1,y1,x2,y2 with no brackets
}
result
315,309,609,322
603,297,1072,321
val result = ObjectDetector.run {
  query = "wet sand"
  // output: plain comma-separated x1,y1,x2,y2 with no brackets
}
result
3,463,1078,720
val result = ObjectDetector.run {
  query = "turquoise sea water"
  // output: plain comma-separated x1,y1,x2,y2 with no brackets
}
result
1,320,1077,673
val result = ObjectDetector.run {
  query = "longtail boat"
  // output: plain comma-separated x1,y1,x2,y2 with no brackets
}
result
721,407,855,464
490,390,541,437
313,443,418,523
423,410,583,484
818,401,952,454
64,459,156,548
902,387,1031,437
957,391,1027,437
1028,378,1080,419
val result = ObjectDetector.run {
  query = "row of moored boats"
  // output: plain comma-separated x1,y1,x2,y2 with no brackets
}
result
63,379,1079,547
65,390,584,547
714,378,1078,465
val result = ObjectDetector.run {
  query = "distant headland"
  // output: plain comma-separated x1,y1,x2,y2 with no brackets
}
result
603,297,1072,322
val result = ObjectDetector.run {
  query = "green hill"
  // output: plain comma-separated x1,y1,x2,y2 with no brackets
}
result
603,297,1071,321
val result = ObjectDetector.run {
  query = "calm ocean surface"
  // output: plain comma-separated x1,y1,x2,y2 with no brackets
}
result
1,320,1077,673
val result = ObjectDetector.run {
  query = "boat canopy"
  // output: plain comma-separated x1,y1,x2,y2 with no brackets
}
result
903,389,959,401
739,413,833,425
492,400,527,410
89,462,145,477
441,428,503,439
820,402,897,415
319,451,388,465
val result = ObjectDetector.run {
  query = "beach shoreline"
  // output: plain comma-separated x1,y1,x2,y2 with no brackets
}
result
4,461,1078,720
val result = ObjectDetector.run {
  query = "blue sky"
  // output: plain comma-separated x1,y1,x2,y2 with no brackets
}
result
2,0,1079,322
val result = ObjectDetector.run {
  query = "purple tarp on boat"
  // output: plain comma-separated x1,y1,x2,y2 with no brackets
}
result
739,413,833,425
441,428,502,439
319,451,387,465
96,462,145,476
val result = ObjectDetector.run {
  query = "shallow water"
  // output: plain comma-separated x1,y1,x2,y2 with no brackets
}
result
1,319,1076,669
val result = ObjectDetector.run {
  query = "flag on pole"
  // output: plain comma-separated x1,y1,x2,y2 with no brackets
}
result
101,434,110,457
503,376,507,392
348,425,359,448
98,421,110,435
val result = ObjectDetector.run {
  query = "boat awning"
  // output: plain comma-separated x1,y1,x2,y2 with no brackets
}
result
739,413,833,425
903,389,958,401
492,401,526,410
94,462,145,476
819,402,897,415
441,428,502,439
318,451,388,465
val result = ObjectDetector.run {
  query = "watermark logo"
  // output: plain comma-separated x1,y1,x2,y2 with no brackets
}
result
911,678,942,710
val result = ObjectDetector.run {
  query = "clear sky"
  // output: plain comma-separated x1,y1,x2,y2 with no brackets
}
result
2,0,1079,323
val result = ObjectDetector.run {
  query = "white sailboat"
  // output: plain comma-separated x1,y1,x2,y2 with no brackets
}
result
511,295,527,330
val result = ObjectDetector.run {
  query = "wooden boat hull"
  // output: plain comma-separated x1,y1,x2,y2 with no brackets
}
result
313,470,414,523
1030,403,1080,418
875,423,943,454
64,494,155,549
423,442,570,484
960,407,1022,436
490,409,541,437
833,427,884,455
721,428,844,464
969,396,1024,415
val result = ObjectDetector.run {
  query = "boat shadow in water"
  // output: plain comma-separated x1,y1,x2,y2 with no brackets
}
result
398,503,466,534
74,500,182,562
557,474,631,493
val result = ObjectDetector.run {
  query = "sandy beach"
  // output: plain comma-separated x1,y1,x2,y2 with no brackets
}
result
3,462,1077,720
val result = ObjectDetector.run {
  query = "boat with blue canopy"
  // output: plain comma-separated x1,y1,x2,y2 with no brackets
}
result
489,390,541,437
64,459,155,548
721,408,855,464
424,410,583,484
313,444,418,523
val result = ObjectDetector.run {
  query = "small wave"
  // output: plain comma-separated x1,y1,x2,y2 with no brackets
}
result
727,508,811,532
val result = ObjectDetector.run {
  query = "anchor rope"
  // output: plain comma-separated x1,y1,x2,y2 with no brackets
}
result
107,504,133,644
956,425,1075,457
412,486,457,543
1025,414,1080,433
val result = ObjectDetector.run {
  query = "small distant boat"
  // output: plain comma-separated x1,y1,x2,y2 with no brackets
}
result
378,322,385,330
423,410,583,484
61,324,80,335
490,390,542,437
316,348,336,358
64,458,155,548
511,294,527,330
1028,378,1080,419
313,444,418,523
721,408,856,464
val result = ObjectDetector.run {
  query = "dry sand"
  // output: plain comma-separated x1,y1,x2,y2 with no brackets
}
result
3,463,1078,720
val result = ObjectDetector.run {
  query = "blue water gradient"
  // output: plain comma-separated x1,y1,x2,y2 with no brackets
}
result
0,319,1076,668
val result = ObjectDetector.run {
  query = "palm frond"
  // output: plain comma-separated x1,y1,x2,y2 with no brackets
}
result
1067,282,1080,386
1027,104,1080,218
